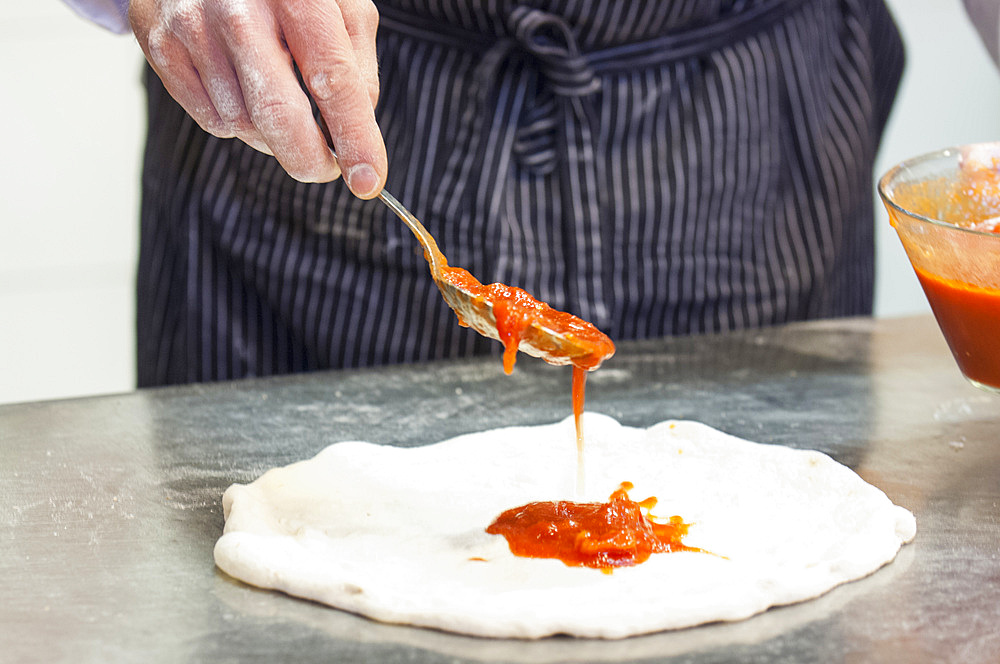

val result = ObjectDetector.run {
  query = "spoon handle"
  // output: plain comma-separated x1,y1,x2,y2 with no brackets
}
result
375,189,448,277
317,117,447,278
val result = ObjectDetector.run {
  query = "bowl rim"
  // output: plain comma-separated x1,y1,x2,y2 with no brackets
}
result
877,142,1000,240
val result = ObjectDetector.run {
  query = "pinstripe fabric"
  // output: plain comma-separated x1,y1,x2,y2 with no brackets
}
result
136,0,904,386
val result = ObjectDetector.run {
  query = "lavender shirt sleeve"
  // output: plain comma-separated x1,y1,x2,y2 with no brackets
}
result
62,0,131,34
964,0,1000,66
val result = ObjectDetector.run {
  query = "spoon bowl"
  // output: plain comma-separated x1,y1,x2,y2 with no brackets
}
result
375,189,615,372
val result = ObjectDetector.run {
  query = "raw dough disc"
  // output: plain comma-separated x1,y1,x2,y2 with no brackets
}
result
214,414,916,639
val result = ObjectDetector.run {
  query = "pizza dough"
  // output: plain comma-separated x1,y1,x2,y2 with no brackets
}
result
214,414,916,639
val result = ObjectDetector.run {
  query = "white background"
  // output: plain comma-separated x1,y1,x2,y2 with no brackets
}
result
1,0,998,405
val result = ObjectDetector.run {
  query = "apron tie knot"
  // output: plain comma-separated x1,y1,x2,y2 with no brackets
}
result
505,6,601,99
501,6,600,173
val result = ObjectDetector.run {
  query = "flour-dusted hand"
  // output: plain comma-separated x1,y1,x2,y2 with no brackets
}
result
129,0,386,195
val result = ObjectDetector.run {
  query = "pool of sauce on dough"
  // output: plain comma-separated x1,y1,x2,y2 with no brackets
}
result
487,482,703,572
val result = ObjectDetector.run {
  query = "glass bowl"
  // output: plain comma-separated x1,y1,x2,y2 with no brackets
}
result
878,142,1000,393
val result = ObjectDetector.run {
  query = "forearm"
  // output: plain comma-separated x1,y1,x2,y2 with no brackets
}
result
61,0,131,34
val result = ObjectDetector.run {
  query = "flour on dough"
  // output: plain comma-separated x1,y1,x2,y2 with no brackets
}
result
214,414,916,639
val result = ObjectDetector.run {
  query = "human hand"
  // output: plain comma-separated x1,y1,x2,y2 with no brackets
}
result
129,0,386,197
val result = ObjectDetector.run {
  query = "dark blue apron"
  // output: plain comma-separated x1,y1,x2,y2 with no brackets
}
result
136,0,904,385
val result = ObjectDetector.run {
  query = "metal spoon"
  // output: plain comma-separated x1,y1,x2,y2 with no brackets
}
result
316,110,613,371
373,187,614,371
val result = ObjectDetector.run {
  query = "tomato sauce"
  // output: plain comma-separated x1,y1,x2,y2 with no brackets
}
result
487,482,703,572
915,266,1000,389
491,283,543,375
572,366,587,486
439,266,615,490
439,266,615,374
440,266,614,469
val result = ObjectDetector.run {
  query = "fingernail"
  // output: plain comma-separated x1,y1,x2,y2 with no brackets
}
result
346,163,380,198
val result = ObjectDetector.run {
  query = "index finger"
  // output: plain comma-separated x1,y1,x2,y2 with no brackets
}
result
213,2,340,183
279,0,387,198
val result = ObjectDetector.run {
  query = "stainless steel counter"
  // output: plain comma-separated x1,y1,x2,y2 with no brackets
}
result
3,315,998,663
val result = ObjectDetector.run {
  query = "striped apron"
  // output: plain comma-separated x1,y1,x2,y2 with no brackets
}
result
136,0,904,386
